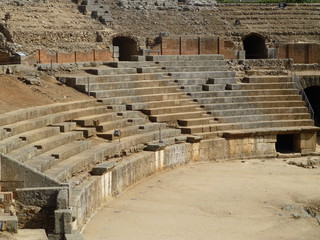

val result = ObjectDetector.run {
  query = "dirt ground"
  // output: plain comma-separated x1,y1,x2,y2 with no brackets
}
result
0,74,90,114
82,159,320,240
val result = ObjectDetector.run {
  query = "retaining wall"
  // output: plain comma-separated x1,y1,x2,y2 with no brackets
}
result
0,154,65,190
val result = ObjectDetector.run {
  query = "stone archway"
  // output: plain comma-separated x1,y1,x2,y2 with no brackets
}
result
112,36,138,61
304,86,320,126
243,33,267,59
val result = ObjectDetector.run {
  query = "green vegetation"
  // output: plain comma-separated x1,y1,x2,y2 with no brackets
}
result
217,0,320,3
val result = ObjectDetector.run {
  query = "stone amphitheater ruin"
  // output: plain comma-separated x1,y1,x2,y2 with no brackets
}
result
0,0,320,239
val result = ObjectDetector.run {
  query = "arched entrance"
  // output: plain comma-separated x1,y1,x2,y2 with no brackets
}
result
243,34,267,59
304,86,320,126
112,37,138,61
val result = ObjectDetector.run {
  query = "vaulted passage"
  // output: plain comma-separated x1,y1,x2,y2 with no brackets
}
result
304,86,320,126
112,37,138,61
243,34,267,59
276,134,295,153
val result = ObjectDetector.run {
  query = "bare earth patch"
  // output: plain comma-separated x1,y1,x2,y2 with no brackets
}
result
83,159,320,240
0,75,90,114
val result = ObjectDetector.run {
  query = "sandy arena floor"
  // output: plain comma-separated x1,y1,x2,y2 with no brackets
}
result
82,159,320,240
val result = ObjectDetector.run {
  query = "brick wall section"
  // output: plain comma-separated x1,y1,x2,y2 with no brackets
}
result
278,43,320,64
161,37,181,55
156,36,236,58
26,48,113,65
0,51,20,65
181,37,199,55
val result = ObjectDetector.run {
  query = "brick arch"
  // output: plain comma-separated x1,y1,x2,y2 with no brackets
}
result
242,33,267,59
111,33,141,61
111,33,142,47
300,75,320,89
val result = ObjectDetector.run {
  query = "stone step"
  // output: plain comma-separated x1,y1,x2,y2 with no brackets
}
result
7,145,38,163
0,100,98,127
107,61,153,68
84,67,137,75
245,70,288,76
96,118,146,133
161,65,229,72
7,131,84,162
44,128,181,182
146,54,224,62
0,106,108,137
77,79,171,92
91,86,179,98
142,105,201,115
168,71,235,79
222,126,319,138
203,101,305,111
193,131,222,139
63,73,164,86
155,60,228,67
243,76,292,83
188,89,299,98
195,95,302,104
180,122,240,134
43,140,91,162
3,106,106,137
73,111,140,127
173,78,207,85
98,122,166,141
177,117,214,127
98,92,187,105
211,106,308,117
207,78,237,84
179,85,203,92
149,111,210,122
221,113,311,123
202,84,228,91
227,82,296,90
239,119,314,129
137,67,162,73
0,127,61,154
127,99,193,111
173,77,237,86
51,122,77,133
33,131,84,154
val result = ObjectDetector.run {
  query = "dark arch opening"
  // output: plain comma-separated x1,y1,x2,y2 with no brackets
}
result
112,37,138,61
304,86,320,126
243,34,267,59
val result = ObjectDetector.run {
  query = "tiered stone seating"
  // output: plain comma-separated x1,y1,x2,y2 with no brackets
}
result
0,98,186,233
58,54,317,141
4,0,109,53
186,63,316,138
216,3,320,43
62,58,227,138
79,0,113,24
0,99,182,179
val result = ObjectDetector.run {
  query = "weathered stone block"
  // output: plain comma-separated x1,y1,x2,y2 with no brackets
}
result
0,216,18,233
